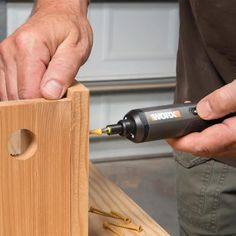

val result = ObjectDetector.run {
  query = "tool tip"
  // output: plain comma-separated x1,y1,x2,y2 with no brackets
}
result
89,126,112,136
89,128,103,136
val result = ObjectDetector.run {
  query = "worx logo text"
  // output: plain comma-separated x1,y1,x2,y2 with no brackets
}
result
150,111,181,121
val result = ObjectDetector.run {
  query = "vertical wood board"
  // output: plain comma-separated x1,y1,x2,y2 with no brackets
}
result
0,99,72,236
67,84,90,236
0,83,89,236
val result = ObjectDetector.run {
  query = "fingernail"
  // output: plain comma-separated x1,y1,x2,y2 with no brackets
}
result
197,100,212,118
42,80,64,99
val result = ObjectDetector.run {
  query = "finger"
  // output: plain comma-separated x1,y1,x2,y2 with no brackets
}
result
167,118,236,157
17,57,47,99
0,40,19,100
5,59,19,100
15,34,50,99
40,44,84,99
197,79,236,120
0,70,8,101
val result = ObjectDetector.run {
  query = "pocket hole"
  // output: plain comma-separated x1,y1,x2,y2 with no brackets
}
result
8,129,37,160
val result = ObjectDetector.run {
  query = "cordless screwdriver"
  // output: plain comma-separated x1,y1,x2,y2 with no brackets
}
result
90,103,223,143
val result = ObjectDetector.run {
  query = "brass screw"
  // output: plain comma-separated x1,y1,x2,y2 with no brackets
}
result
89,207,131,223
111,211,132,224
103,222,124,236
107,221,143,233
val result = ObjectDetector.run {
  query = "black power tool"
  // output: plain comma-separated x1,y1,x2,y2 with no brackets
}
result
90,103,224,143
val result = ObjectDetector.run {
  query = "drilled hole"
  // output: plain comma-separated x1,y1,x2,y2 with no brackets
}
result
8,129,37,160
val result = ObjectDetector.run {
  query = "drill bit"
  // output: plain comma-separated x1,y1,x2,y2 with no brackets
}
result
90,123,124,136
89,127,110,136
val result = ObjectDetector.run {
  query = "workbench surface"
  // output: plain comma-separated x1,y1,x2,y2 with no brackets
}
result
89,163,170,236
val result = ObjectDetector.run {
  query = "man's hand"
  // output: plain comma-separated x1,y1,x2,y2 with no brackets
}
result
168,80,236,158
0,1,92,100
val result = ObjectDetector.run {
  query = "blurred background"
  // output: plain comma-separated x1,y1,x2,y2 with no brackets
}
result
1,0,179,234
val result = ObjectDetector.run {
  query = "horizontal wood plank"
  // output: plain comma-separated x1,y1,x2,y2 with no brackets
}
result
89,163,170,236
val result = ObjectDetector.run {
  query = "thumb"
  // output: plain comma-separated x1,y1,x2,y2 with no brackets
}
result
40,45,83,99
197,80,236,120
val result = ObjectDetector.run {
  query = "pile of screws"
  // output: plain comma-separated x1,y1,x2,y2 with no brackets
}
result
89,207,143,236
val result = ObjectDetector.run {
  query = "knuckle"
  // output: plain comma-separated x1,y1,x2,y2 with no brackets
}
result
18,88,36,99
193,144,211,157
56,57,78,72
15,31,36,50
15,32,29,49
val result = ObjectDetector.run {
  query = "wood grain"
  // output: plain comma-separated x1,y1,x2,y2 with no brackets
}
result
0,83,89,236
67,84,90,236
89,163,170,236
0,98,71,236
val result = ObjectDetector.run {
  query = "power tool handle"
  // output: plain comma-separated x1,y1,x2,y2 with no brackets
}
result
126,103,225,142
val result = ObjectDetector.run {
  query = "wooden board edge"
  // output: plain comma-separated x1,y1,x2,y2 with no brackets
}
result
67,83,90,236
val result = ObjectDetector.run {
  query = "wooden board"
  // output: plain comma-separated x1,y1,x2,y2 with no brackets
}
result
89,163,170,236
0,83,89,236
67,84,90,236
